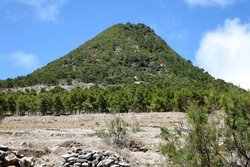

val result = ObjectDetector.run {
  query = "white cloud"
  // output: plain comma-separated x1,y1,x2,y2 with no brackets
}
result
10,51,39,70
1,0,67,21
195,18,250,90
185,0,235,7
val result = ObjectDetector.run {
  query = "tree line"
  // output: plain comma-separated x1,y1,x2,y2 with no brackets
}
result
0,84,236,116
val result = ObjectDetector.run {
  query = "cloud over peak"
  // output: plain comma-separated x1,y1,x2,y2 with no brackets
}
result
195,18,250,90
185,0,235,7
1,0,67,22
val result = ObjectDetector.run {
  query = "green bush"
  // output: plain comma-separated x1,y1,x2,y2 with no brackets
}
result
94,116,142,148
95,116,130,148
160,95,250,167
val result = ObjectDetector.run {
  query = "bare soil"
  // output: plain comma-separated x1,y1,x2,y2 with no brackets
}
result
0,112,186,167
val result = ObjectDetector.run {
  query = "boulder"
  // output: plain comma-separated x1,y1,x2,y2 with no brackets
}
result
4,153,18,166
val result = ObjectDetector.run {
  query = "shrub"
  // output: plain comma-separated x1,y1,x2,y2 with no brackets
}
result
160,97,250,167
94,116,141,148
95,116,130,148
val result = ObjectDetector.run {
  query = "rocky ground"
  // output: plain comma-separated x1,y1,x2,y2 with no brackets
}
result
0,112,186,167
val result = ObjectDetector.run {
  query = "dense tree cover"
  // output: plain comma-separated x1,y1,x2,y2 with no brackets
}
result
0,84,247,116
160,88,250,166
0,23,223,89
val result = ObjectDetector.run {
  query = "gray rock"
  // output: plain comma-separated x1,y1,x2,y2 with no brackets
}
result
110,165,119,167
78,155,85,159
97,158,114,167
78,151,84,155
93,153,103,160
84,153,92,160
67,157,77,162
0,145,8,151
73,162,82,166
69,153,79,158
18,157,35,167
92,159,99,165
75,148,82,153
108,156,118,161
62,154,71,159
4,153,18,166
103,151,111,156
63,162,70,167
76,158,87,163
82,162,89,167
20,142,28,147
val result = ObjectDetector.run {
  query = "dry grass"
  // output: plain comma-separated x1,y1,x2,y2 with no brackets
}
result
0,112,186,167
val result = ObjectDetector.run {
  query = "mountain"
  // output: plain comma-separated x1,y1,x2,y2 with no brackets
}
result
0,23,232,90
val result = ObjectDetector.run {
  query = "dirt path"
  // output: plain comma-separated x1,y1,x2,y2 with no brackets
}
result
0,112,186,167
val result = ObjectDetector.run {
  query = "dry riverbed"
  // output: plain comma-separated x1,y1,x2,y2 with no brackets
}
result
0,112,186,167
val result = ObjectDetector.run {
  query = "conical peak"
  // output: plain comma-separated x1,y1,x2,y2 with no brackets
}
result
110,23,154,33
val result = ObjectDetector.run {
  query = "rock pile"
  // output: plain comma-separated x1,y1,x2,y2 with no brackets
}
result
61,148,130,167
0,145,35,167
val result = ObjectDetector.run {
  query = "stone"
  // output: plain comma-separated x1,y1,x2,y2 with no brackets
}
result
0,145,8,151
18,157,35,167
77,155,85,159
62,154,71,159
76,158,87,163
73,162,82,166
103,151,111,156
63,162,70,167
97,159,114,167
84,153,92,160
92,159,99,165
67,157,77,162
93,153,102,160
4,153,18,166
108,156,118,161
75,148,82,153
69,153,79,158
78,151,84,155
82,162,89,167
13,151,25,159
20,142,27,146
110,165,119,167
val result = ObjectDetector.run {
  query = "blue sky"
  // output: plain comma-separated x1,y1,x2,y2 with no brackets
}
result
0,0,250,89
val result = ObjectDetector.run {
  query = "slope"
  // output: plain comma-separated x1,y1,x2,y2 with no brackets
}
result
0,23,229,90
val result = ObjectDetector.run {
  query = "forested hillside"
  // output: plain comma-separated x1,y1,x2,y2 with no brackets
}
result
0,23,228,89
0,23,248,116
